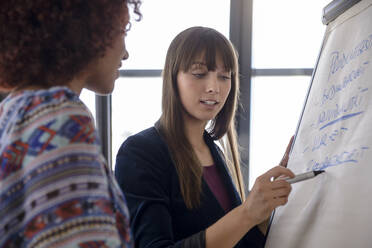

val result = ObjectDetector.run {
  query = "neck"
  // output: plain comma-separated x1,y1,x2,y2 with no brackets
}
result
66,77,86,96
184,117,208,151
12,72,87,96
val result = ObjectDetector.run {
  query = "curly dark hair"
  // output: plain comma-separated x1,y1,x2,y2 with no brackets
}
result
0,0,141,90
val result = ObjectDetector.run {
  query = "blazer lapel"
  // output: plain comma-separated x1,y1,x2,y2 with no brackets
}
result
204,132,242,209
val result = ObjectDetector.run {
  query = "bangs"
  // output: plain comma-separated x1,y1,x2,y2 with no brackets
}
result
178,28,236,73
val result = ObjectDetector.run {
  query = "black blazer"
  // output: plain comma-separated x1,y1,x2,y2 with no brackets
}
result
115,127,264,248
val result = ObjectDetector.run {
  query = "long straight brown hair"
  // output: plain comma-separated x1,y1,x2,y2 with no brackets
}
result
158,26,245,209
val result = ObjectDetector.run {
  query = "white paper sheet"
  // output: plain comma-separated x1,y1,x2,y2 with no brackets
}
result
265,0,372,247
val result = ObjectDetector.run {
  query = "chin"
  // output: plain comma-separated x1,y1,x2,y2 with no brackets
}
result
95,91,112,96
87,79,115,95
96,87,114,95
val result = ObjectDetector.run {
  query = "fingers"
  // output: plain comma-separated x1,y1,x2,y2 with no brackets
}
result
274,174,288,181
272,195,290,206
271,178,292,190
244,170,293,225
254,170,292,202
267,184,292,208
258,169,292,206
271,184,292,198
279,135,294,167
260,165,295,181
255,183,291,209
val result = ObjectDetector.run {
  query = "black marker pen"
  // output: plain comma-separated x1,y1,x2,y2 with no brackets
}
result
285,170,325,184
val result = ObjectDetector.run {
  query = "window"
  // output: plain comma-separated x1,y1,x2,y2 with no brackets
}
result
123,0,230,69
111,0,231,166
249,0,331,187
85,0,334,189
249,76,310,185
252,0,329,68
80,89,96,120
111,77,162,161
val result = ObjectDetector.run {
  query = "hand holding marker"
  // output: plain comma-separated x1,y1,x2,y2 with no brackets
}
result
285,170,325,184
276,136,325,184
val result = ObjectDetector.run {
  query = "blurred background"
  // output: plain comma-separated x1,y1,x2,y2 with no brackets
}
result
77,0,330,189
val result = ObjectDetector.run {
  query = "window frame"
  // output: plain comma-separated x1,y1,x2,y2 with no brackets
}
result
95,0,324,191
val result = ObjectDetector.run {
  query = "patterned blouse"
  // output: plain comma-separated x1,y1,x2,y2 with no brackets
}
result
0,87,133,248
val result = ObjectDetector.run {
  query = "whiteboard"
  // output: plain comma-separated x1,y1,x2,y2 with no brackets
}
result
265,0,372,247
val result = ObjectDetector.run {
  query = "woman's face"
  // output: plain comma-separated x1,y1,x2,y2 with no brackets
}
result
177,54,232,125
85,11,129,95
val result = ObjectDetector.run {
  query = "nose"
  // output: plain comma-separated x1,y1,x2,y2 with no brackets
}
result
122,49,129,61
206,74,219,94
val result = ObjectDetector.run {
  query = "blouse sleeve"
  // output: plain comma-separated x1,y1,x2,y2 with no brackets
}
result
0,103,133,247
239,225,265,247
115,134,205,248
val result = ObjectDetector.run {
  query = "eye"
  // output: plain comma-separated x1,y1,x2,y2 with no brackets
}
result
219,74,231,80
192,73,206,78
190,68,208,78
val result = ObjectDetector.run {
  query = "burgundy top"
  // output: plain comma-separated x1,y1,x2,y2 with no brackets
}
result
203,164,232,212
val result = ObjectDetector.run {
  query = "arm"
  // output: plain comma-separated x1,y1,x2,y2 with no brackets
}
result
258,135,295,234
116,134,294,248
205,166,295,248
0,108,133,247
116,135,202,248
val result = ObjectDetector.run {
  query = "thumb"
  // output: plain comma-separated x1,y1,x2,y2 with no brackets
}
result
262,166,295,181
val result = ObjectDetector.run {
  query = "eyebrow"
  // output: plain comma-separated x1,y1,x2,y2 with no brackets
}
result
190,61,231,73
190,62,207,67
194,59,208,63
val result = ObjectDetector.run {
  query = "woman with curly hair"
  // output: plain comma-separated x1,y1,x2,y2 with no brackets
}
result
0,0,141,247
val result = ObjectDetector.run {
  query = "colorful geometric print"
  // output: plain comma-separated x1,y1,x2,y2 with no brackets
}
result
0,114,97,181
60,115,97,144
23,198,117,245
0,154,107,236
78,241,109,248
0,140,28,180
0,87,133,248
27,120,57,156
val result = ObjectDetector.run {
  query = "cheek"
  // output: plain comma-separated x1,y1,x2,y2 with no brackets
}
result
177,82,191,110
222,82,232,101
176,74,189,105
115,34,126,58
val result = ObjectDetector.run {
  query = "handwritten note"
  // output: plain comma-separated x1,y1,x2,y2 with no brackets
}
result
265,1,372,247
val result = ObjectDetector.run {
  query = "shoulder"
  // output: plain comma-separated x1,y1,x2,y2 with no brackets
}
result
115,126,173,179
117,126,168,158
0,87,101,177
5,86,93,135
12,87,96,145
122,127,163,146
115,126,173,195
0,88,131,247
203,131,225,158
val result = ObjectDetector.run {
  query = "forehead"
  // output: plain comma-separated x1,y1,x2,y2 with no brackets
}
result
189,53,230,71
124,8,130,23
120,6,130,26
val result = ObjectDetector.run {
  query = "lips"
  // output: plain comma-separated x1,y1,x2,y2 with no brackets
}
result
200,100,218,105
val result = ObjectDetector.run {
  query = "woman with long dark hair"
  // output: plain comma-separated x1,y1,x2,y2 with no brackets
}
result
115,26,294,248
